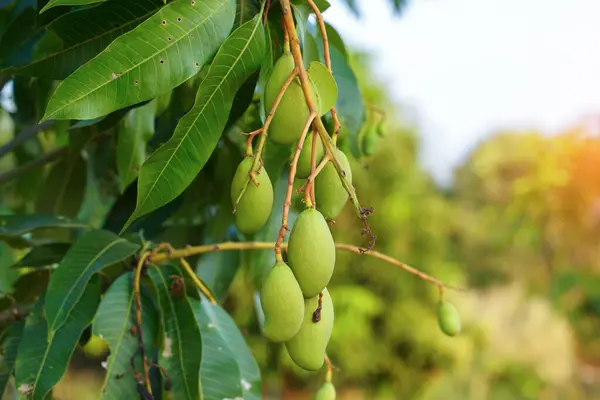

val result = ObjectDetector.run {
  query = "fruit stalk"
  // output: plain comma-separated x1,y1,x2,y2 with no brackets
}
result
234,68,298,209
179,258,217,304
147,241,464,291
280,0,376,251
324,354,333,382
275,113,317,260
305,0,342,143
307,126,319,204
133,252,152,395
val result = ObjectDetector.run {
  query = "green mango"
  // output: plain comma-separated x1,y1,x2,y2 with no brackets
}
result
264,53,295,107
315,382,336,400
362,126,379,156
285,288,334,371
315,149,352,220
287,208,335,298
292,178,307,212
375,119,387,137
437,300,461,337
295,131,324,178
230,157,273,234
260,262,305,342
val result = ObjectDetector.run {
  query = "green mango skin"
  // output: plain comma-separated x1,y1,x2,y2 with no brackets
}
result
315,382,336,400
362,127,379,156
288,208,335,298
230,157,274,234
315,149,352,220
286,288,334,371
260,262,305,342
265,53,295,107
437,300,462,337
295,131,324,178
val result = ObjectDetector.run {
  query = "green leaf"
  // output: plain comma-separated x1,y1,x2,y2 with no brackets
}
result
148,265,202,400
45,229,139,336
235,0,261,28
117,100,155,193
12,243,71,269
192,297,261,400
0,270,50,314
34,151,87,218
124,13,266,229
0,214,88,248
41,0,236,121
93,273,159,400
315,21,348,59
196,249,240,302
14,278,101,400
308,61,338,115
9,0,164,79
0,321,24,398
40,0,105,14
0,242,16,294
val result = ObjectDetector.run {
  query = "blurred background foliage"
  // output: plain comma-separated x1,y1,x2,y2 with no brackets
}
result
2,6,600,400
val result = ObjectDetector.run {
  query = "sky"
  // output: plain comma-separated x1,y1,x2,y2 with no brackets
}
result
324,0,600,185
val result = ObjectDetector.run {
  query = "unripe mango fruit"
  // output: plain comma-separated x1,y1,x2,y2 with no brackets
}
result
230,157,274,234
437,300,461,337
292,178,306,212
260,262,305,342
265,53,319,145
362,126,379,156
295,132,324,178
286,288,334,371
315,382,336,400
287,208,335,298
315,149,352,220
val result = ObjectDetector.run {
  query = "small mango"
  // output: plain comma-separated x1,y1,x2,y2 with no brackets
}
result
265,53,318,145
315,382,336,400
287,208,335,298
260,262,305,342
437,300,461,337
362,126,379,156
315,149,352,220
230,157,273,234
295,131,324,178
286,288,334,371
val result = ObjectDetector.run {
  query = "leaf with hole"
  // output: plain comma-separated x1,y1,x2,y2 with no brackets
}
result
41,0,236,121
45,229,139,336
14,278,101,400
123,13,266,229
148,265,202,400
93,273,159,400
192,297,261,400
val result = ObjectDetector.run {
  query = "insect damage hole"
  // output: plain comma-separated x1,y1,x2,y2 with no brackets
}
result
167,37,172,41
161,19,167,26
177,17,182,22
160,59,165,64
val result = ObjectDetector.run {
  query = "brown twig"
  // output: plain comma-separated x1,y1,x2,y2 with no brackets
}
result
279,0,376,252
178,258,217,304
147,242,464,292
133,253,152,396
275,113,316,260
263,0,271,24
0,147,67,186
324,354,333,382
234,68,299,210
300,153,329,195
305,0,342,143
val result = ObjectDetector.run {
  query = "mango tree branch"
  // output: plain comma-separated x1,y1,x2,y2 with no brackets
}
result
279,0,376,251
133,252,152,395
307,125,319,204
234,68,298,211
147,241,464,292
275,112,316,261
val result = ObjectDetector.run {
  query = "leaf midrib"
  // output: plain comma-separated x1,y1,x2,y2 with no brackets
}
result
48,238,126,334
134,17,262,219
45,0,230,120
155,268,194,399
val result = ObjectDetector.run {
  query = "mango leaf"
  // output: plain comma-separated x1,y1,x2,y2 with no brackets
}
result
41,0,236,121
0,242,16,294
0,321,24,398
193,297,261,400
234,0,261,28
0,214,88,248
14,278,101,400
93,273,159,400
45,229,139,336
117,100,155,193
12,243,70,268
7,0,164,79
34,152,87,218
0,270,50,314
148,265,202,400
40,0,105,13
123,13,266,229
308,61,338,115
314,21,348,59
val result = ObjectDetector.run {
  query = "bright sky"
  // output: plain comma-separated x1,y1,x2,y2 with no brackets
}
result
325,0,600,185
